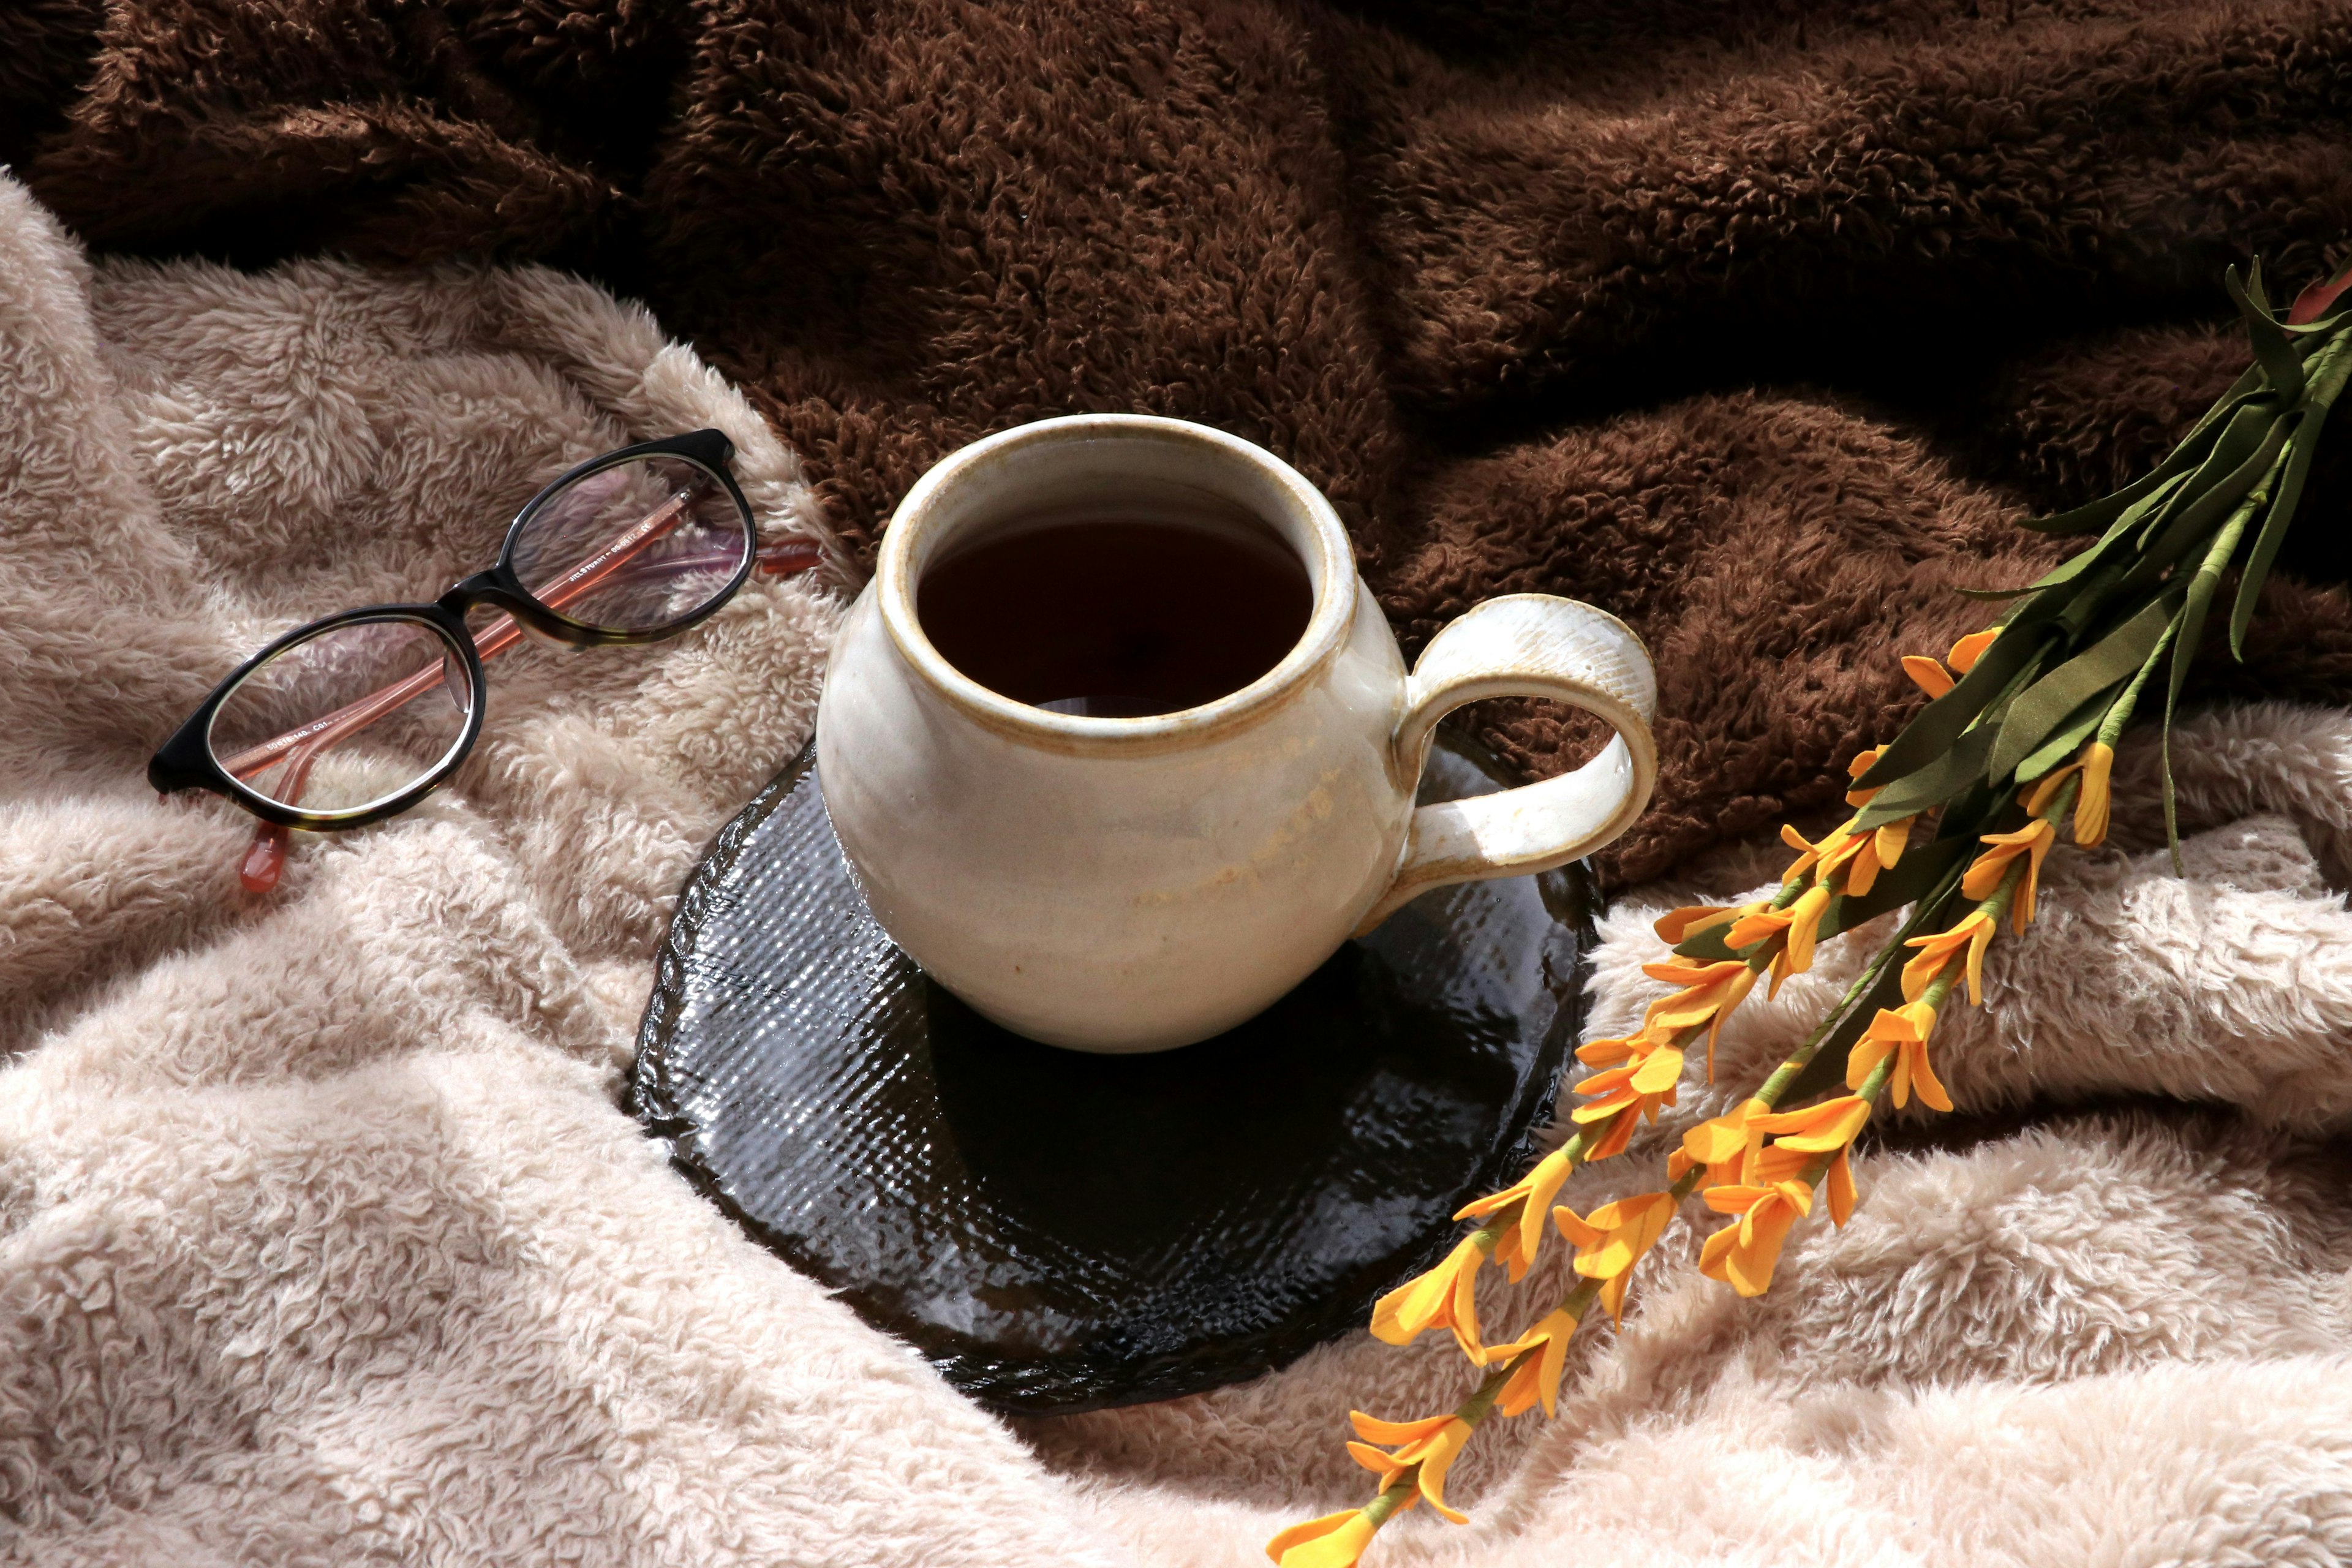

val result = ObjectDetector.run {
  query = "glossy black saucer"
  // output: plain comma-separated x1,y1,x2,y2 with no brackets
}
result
630,729,1599,1415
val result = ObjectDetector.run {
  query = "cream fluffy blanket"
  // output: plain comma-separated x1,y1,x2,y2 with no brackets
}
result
4,173,2352,1566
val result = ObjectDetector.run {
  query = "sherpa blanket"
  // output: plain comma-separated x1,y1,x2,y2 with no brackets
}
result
9,174,2352,1566
6,1,2352,1562
13,0,2352,888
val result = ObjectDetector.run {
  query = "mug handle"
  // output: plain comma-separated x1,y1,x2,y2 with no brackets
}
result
1354,595,1659,934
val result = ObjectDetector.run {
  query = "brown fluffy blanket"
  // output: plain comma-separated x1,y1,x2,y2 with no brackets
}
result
12,0,2352,884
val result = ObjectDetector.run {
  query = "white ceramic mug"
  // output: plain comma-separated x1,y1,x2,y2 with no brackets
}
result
816,415,1657,1052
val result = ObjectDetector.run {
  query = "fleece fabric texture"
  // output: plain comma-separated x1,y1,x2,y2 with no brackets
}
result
7,165,2352,1566
12,0,2352,885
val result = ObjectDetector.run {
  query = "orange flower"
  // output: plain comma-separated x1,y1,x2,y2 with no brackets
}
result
1653,901,1765,946
1370,1232,1485,1354
1747,1138,1858,1227
1901,910,1994,1006
1729,883,1832,992
1634,957,1758,1037
1570,1042,1685,1148
1822,1143,1856,1226
1777,822,1842,883
1748,1098,1870,1229
1901,654,1955,698
1698,1172,1812,1297
1555,1054,1654,1157
1574,951,1771,1142
2075,741,2114,847
1673,1096,1771,1187
1455,1145,1576,1282
1844,746,1886,807
1606,955,1758,1076
1749,1094,1870,1158
1961,817,2056,929
1554,1191,1676,1322
1580,1109,1642,1161
1759,1142,1863,1241
1481,1306,1578,1417
1872,816,1913,878
1574,1031,1648,1069
1348,1412,1473,1524
1947,628,1998,674
1778,819,1898,899
2020,761,2079,818
1846,1001,1951,1111
1267,1507,1389,1568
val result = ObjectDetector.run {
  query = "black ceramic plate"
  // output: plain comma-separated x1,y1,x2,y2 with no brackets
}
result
631,729,1599,1415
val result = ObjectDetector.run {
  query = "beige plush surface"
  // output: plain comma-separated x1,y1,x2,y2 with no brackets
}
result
6,172,2352,1566
0,176,1112,1567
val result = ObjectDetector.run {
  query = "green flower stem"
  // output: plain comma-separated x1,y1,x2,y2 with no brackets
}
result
1747,945,1902,1110
2158,447,2284,868
1403,909,1835,1536
1361,1477,1418,1528
2098,612,2182,749
1372,860,1972,1552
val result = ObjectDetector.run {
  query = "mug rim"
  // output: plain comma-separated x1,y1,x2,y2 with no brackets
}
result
875,413,1359,755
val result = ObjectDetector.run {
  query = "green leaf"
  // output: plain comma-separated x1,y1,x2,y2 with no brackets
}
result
1964,472,2188,606
1855,725,2000,829
2232,333,2352,656
2129,397,2272,551
2016,362,2263,535
1775,959,1908,1106
2160,464,2277,867
2120,404,2289,589
2013,681,2123,783
1852,622,2056,791
2226,417,2316,660
1988,597,2179,782
2283,309,2352,336
2231,263,2307,405
2245,255,2277,318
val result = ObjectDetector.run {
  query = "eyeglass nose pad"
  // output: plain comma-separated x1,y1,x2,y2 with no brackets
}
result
239,821,290,894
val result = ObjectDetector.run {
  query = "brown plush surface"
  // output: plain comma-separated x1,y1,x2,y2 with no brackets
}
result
12,0,2352,883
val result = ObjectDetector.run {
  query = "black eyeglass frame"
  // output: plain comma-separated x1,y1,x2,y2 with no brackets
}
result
149,428,755,832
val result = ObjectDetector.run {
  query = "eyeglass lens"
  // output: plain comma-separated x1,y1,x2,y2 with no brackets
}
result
208,616,477,817
508,455,752,633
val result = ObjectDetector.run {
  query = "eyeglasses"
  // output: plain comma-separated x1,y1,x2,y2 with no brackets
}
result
149,429,821,893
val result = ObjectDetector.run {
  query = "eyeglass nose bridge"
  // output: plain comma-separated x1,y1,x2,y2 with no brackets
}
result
440,567,661,654
437,568,561,641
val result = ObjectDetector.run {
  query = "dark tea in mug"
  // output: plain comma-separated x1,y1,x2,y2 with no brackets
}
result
916,496,1313,717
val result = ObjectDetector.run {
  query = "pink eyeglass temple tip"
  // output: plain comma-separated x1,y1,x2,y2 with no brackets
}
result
231,537,826,894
